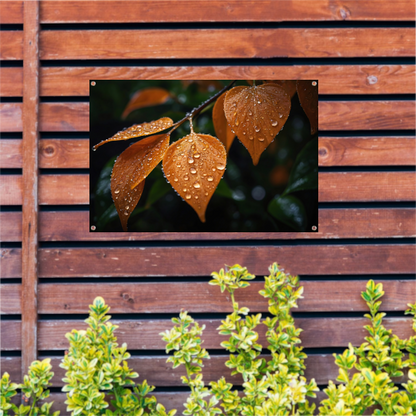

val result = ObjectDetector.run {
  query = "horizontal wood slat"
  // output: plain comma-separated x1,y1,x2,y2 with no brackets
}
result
0,31,23,60
0,67,22,96
0,175,89,205
2,280,413,315
2,137,414,169
0,139,89,168
319,172,416,202
0,103,22,132
1,317,412,350
1,353,408,388
319,101,416,130
318,137,416,166
39,29,415,60
2,173,414,206
3,66,415,97
2,208,415,242
1,245,415,279
0,284,21,314
3,102,415,132
1,321,21,350
2,1,415,23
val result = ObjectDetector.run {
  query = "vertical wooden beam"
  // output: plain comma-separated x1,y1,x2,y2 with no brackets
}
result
21,0,39,379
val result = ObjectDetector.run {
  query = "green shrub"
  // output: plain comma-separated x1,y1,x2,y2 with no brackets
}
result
1,264,415,416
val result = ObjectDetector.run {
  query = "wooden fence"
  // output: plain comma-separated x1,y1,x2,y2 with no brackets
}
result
1,1,415,413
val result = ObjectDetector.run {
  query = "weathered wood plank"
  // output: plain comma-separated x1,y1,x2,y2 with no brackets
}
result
21,0,40,376
0,103,22,132
39,103,88,132
0,139,90,168
0,320,21,350
39,28,415,60
0,284,21,314
0,139,22,168
319,101,416,130
0,31,23,60
2,317,411,351
0,67,22,96
4,0,416,23
37,65,416,96
36,280,415,314
0,1,23,24
35,245,415,277
319,137,416,166
2,208,414,242
1,172,414,206
0,249,21,278
0,175,89,205
34,102,416,132
319,172,416,202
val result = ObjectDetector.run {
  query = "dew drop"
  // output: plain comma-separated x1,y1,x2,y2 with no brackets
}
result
183,188,187,192
207,176,214,182
195,195,199,199
125,205,130,210
174,178,179,182
258,137,265,142
114,189,120,194
124,212,129,216
271,120,278,127
190,168,197,174
248,110,253,116
185,194,192,200
212,168,216,172
258,100,261,104
148,157,152,161
193,182,201,189
194,153,200,159
249,135,254,140
279,114,283,119
255,126,261,132
234,117,240,126
205,192,209,196
184,176,189,181
188,158,194,164
216,164,225,171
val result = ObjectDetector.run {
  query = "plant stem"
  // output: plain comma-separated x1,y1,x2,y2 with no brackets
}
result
170,80,236,133
185,363,195,395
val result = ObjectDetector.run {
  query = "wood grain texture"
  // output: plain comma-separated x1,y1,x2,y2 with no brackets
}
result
319,137,416,166
2,208,414,242
35,280,415,314
319,172,416,202
1,317,412,350
0,175,89,205
0,139,89,168
319,101,416,130
34,245,416,277
0,139,22,168
0,249,21,278
0,284,21,314
1,320,21,350
0,67,22,96
39,28,415,60
4,1,416,23
0,31,23,60
1,172,414,206
38,65,416,96
0,103,22,132
34,102,416,132
21,0,40,376
0,1,22,24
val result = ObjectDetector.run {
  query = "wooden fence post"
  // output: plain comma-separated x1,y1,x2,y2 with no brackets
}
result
21,0,40,381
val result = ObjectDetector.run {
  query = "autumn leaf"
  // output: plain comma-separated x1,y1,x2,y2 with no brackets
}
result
269,80,297,99
111,133,171,230
212,91,235,152
162,132,226,222
93,117,173,150
296,80,318,135
121,87,171,119
223,83,291,166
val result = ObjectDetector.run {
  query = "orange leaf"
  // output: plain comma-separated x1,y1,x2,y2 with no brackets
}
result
224,83,291,166
121,87,171,119
162,132,226,223
93,117,173,150
269,80,297,99
296,80,318,135
212,91,235,152
111,133,171,231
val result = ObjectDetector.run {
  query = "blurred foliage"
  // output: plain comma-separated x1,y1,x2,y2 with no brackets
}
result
90,80,318,232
